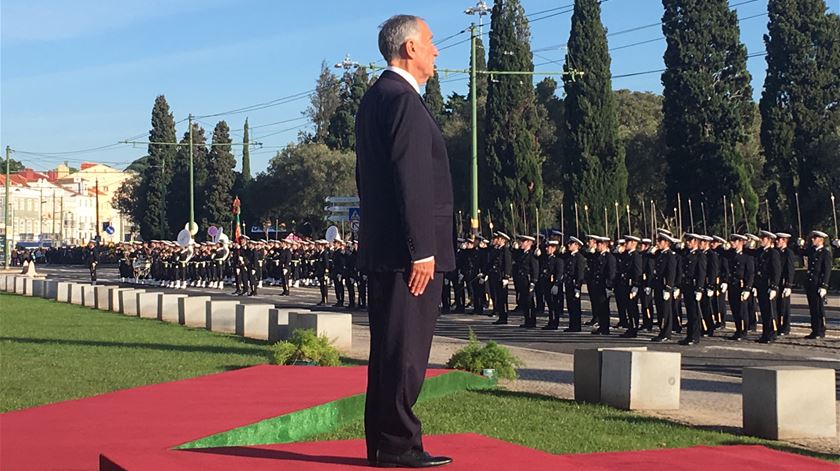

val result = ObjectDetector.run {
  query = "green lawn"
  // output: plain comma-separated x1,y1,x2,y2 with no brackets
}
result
1,293,837,462
313,389,840,462
0,293,273,412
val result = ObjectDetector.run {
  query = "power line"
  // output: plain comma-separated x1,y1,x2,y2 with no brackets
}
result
251,123,309,141
249,116,308,130
193,89,314,119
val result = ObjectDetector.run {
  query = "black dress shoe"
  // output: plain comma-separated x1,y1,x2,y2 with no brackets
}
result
678,338,696,346
372,449,453,468
650,335,670,342
563,327,582,333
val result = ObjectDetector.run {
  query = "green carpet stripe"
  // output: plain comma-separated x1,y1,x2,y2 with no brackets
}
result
176,370,495,450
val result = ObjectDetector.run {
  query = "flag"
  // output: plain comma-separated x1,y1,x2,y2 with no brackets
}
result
232,196,241,240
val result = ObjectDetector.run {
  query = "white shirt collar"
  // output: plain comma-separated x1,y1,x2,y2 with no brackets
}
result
385,66,420,94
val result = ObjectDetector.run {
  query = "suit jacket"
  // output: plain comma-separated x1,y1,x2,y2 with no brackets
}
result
355,70,455,272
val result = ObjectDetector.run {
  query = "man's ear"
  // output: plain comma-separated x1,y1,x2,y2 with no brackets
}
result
403,38,416,60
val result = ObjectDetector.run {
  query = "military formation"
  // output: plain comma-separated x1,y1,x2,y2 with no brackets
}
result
443,229,838,343
113,235,367,308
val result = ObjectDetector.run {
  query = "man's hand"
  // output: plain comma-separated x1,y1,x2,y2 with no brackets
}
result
782,287,791,298
408,259,435,296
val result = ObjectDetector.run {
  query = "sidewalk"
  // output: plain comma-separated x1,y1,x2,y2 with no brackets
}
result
346,325,840,457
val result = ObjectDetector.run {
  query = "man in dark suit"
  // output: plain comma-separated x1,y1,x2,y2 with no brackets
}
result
355,15,454,468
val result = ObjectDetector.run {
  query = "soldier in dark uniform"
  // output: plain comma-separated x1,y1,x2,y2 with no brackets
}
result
613,239,628,329
744,233,761,331
583,235,599,326
639,238,656,331
354,241,367,309
331,239,346,307
314,240,330,306
344,242,357,309
563,236,586,332
589,236,616,335
534,236,548,315
651,232,679,342
471,237,490,315
514,235,540,328
619,235,644,338
799,231,834,339
754,231,781,343
698,236,719,337
711,236,730,329
83,241,99,285
678,234,707,345
726,234,755,340
490,232,513,325
441,239,464,314
774,233,796,336
542,240,564,330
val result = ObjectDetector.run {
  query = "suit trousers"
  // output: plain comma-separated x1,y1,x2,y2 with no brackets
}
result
365,271,443,459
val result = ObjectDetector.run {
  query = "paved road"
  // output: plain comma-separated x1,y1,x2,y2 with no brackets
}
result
35,265,840,392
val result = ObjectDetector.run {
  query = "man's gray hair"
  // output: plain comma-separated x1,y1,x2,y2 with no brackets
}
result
378,15,423,62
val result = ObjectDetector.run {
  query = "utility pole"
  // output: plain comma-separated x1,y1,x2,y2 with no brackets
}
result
39,187,44,240
188,114,196,235
52,190,56,241
95,179,101,243
4,145,10,269
469,23,479,235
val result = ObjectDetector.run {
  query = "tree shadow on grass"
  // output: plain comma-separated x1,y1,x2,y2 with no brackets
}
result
0,336,268,356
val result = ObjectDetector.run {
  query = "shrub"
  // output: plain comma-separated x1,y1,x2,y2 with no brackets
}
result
270,329,341,366
445,329,522,380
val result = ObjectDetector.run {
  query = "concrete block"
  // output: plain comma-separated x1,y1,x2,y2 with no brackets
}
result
94,285,118,310
574,347,647,403
31,279,47,297
235,304,276,341
41,280,59,299
178,296,211,327
137,292,162,319
13,276,26,295
69,283,86,305
600,350,681,410
107,288,133,312
158,294,188,323
0,274,8,291
267,308,297,341
119,289,146,316
81,284,97,308
56,282,74,302
288,311,352,352
206,300,239,333
743,366,837,440
22,277,36,296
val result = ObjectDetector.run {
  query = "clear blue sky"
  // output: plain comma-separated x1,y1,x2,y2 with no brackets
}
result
2,0,836,173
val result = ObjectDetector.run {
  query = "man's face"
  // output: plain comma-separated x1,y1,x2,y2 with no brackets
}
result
408,20,438,84
776,238,788,249
626,240,638,252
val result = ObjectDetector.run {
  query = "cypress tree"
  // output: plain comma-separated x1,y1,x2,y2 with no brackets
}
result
140,95,176,240
326,67,369,151
204,121,236,231
305,61,342,144
760,0,840,230
241,118,252,183
423,69,445,123
484,0,542,233
563,0,626,232
661,0,757,230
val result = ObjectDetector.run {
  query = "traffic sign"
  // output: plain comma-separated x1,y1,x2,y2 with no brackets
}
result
348,207,361,222
105,225,115,235
325,196,359,204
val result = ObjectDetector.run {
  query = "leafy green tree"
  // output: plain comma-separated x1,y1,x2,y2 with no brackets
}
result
326,67,369,151
484,0,542,233
661,0,757,230
615,90,666,215
203,121,236,231
760,0,840,231
305,61,341,144
139,95,176,240
563,0,627,235
6,158,25,173
242,143,356,235
535,78,565,228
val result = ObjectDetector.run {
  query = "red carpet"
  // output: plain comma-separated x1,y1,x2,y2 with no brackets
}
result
0,365,446,471
99,433,836,470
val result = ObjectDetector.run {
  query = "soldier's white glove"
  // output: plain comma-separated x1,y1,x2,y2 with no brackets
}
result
349,278,356,285
478,276,486,285
644,287,651,296
797,238,805,247
649,247,658,255
752,288,758,298
444,279,450,286
283,269,289,275
606,288,614,298
502,279,510,288
720,283,728,294
832,239,840,249
818,288,827,298
560,246,567,254
706,289,714,298
529,283,535,292
535,248,541,257
458,274,464,282
574,289,581,299
768,289,777,301
663,291,671,301
629,287,638,299
673,288,681,299
782,287,791,298
740,290,750,301
551,285,559,296
695,291,703,302
337,275,343,282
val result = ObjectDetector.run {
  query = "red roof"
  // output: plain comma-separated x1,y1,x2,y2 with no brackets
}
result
16,168,53,182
